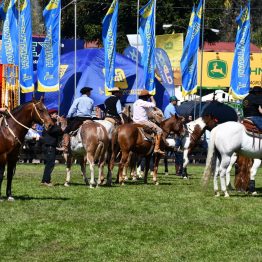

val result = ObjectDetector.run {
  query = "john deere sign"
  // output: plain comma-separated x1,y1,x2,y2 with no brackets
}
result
207,60,228,79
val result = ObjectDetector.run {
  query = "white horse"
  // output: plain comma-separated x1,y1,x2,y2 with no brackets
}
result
203,121,262,197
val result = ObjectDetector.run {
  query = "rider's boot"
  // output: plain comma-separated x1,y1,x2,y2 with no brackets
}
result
62,133,70,153
154,134,165,155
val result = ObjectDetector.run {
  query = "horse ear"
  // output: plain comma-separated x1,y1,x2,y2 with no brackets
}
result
32,95,36,103
40,96,44,103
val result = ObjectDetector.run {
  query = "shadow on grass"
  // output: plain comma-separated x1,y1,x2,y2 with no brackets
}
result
11,195,70,201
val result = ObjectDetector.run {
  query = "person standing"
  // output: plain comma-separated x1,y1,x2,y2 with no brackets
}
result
133,90,164,155
164,96,179,119
41,109,63,186
63,87,94,152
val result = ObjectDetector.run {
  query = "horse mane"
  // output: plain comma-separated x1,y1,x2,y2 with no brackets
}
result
11,101,32,114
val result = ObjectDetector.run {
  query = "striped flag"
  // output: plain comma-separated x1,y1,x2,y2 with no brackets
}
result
37,0,61,92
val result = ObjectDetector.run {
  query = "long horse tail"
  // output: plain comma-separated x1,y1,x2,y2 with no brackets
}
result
203,128,217,186
94,126,106,162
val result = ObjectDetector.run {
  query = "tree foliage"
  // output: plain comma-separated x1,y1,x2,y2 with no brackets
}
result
32,0,262,51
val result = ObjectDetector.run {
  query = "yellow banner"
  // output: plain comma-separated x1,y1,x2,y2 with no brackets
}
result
156,34,183,85
197,52,262,89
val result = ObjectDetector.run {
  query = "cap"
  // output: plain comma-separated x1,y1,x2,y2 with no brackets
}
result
169,96,179,102
108,87,122,92
80,87,93,94
139,90,152,97
48,108,58,114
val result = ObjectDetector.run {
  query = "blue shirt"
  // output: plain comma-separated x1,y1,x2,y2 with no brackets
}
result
67,95,94,118
164,103,179,119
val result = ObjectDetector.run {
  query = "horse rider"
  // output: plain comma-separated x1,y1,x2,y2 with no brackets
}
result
242,86,262,128
104,87,124,124
41,109,63,186
63,86,94,152
133,90,165,155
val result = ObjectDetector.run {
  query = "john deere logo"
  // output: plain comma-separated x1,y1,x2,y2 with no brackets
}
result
207,60,228,79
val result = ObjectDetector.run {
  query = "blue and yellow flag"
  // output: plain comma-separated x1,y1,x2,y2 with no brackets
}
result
230,2,250,99
181,1,202,96
37,0,61,92
19,0,34,93
1,0,18,65
139,0,155,93
102,0,119,90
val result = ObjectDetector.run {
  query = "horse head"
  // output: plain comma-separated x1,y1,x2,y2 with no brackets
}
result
148,107,164,124
32,97,54,130
161,114,185,138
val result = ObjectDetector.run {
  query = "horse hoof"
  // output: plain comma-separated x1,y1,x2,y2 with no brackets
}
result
165,172,168,176
155,181,159,186
124,176,129,181
224,192,230,198
64,182,70,187
7,196,15,201
214,192,220,197
0,197,4,202
251,191,258,196
89,185,95,189
132,177,137,181
150,171,154,176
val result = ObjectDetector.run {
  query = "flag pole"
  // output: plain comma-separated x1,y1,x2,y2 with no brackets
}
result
74,0,77,98
154,0,156,94
58,1,62,115
199,0,206,115
18,0,21,105
136,0,140,99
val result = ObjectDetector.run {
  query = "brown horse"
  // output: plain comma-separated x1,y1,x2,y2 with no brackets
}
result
0,98,54,200
111,115,185,185
59,119,109,188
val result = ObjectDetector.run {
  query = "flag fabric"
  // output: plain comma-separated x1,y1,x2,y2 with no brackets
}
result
37,0,61,92
155,48,175,96
181,1,202,96
102,0,119,90
19,0,34,93
123,46,142,65
139,0,156,93
1,0,18,65
230,2,250,99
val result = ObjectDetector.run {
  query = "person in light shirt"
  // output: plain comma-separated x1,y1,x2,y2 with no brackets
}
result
133,90,164,155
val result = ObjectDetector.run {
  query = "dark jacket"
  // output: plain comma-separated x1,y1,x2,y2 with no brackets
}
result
104,96,120,117
242,92,262,117
41,125,63,147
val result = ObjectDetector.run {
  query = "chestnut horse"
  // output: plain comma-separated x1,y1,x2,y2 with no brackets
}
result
111,115,185,185
0,98,54,200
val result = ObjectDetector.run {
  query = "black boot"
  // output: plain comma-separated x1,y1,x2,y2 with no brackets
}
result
249,180,255,193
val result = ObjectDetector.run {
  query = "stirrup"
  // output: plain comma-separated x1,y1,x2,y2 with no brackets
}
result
154,149,165,155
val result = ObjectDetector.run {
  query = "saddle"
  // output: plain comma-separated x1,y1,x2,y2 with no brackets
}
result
242,118,262,138
136,125,154,142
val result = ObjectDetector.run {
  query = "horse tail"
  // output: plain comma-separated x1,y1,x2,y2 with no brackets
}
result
203,128,217,186
94,126,106,161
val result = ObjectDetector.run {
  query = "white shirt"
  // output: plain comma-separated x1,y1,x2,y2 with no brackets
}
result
25,128,40,141
133,99,155,122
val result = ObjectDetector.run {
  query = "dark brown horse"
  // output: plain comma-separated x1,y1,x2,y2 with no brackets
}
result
111,115,185,185
0,98,54,200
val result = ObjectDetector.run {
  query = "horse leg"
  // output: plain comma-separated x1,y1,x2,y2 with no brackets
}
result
118,151,129,185
213,158,220,197
226,153,237,190
151,154,161,185
6,160,17,201
164,154,168,176
64,154,73,187
0,164,5,200
249,159,261,195
219,156,231,197
97,152,106,186
86,153,96,188
80,158,88,186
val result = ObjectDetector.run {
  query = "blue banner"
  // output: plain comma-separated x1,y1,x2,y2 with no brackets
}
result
181,2,202,96
155,48,175,96
37,0,61,92
1,0,18,65
102,0,119,90
19,0,34,93
230,2,250,99
139,0,155,93
123,46,142,64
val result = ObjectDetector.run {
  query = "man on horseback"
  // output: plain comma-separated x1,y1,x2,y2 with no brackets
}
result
104,87,124,124
242,86,262,127
63,87,94,152
133,90,165,155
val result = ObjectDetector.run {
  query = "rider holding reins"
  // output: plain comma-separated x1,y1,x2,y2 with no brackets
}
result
132,90,165,155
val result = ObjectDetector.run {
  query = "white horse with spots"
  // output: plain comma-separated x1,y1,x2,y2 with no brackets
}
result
203,121,262,197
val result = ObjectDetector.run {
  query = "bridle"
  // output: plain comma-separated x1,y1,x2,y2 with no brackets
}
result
2,101,46,145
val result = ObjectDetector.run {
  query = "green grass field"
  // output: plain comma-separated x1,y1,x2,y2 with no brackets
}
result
0,163,261,262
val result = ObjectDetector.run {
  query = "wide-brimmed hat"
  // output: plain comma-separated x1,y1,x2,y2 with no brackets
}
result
80,87,93,94
108,87,122,92
139,90,152,97
169,96,179,102
48,108,58,114
250,86,262,93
